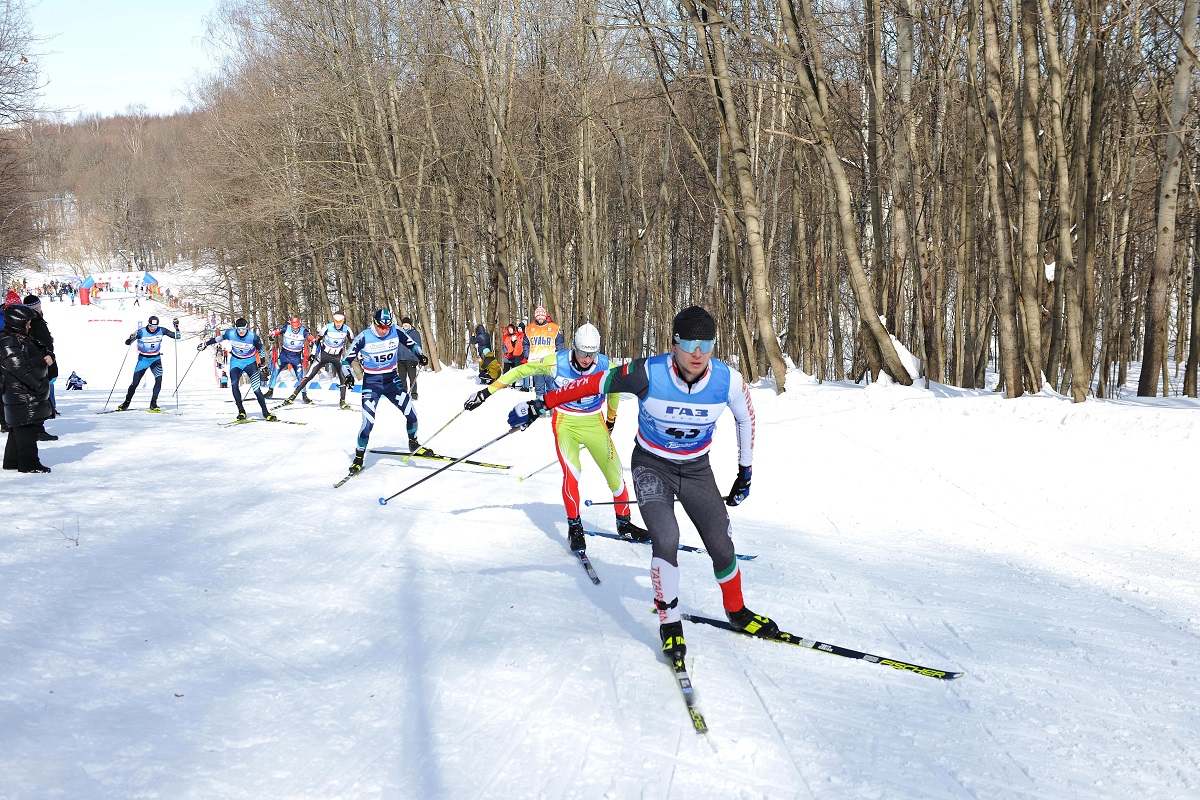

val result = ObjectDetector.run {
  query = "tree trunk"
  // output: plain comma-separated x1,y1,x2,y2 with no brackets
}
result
1140,0,1199,395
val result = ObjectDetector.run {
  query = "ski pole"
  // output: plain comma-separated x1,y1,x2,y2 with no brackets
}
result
518,458,558,482
103,345,133,411
172,348,203,396
584,499,641,506
422,409,464,448
173,326,180,411
379,426,523,505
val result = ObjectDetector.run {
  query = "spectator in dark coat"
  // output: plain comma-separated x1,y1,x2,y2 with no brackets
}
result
0,304,53,472
470,323,492,358
23,295,57,440
397,316,423,400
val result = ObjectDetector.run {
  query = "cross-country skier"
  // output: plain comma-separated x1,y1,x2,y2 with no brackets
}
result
506,306,774,662
344,309,427,474
465,322,647,550
196,317,276,421
265,317,313,399
283,310,356,408
115,315,181,411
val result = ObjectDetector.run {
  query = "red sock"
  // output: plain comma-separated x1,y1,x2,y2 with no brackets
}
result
717,562,743,612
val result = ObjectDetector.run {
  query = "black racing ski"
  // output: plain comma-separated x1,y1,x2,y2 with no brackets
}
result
682,614,963,680
369,447,511,470
671,657,708,733
333,470,361,488
574,550,601,584
584,530,756,561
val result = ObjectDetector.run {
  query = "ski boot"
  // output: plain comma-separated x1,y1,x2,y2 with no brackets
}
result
264,413,278,422
115,402,129,412
149,401,160,411
408,436,421,453
282,393,297,406
616,514,650,543
301,392,312,404
660,621,686,661
235,411,248,422
339,400,351,410
263,388,274,399
348,448,365,474
725,606,780,638
567,517,586,552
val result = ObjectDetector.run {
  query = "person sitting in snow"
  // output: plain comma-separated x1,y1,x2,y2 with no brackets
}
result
477,347,502,385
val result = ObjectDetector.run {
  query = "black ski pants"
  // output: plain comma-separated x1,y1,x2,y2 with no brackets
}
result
3,424,43,471
397,360,418,397
631,445,736,572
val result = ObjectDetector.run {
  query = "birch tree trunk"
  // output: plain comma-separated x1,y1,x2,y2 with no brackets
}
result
980,0,1024,396
684,0,788,391
1139,0,1199,395
777,0,912,383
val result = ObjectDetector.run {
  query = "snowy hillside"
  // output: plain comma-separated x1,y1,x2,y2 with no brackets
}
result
1,295,1198,799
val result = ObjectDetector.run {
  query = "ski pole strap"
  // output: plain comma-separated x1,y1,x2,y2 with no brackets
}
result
584,499,641,506
379,426,522,505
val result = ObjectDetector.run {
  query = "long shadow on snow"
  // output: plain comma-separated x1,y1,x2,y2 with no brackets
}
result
460,500,662,661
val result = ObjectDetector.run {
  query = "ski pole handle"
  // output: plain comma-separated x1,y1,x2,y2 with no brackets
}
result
584,499,641,507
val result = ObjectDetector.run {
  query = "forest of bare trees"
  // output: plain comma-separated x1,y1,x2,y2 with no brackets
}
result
17,0,1200,399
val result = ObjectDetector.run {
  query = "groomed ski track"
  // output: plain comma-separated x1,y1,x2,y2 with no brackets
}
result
1,297,1198,798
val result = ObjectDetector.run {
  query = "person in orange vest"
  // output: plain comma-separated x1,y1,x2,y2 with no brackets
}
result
501,323,530,391
524,306,564,397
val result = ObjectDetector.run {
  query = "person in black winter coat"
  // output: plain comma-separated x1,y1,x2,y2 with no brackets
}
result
469,323,492,358
0,304,54,472
23,295,58,440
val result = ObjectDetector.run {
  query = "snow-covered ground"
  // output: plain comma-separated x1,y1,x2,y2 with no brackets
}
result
2,295,1198,799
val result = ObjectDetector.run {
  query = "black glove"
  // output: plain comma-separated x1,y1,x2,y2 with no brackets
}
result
196,342,207,351
125,335,136,345
464,388,491,411
173,318,179,329
342,371,355,388
606,418,615,433
259,365,271,383
418,353,429,366
726,465,752,507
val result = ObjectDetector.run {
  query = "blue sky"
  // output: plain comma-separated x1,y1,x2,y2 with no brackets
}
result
29,0,220,118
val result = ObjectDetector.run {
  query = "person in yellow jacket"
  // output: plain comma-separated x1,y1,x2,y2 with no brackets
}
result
477,347,503,384
524,306,564,397
463,322,647,551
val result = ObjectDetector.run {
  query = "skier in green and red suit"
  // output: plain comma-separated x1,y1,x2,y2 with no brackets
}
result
506,306,777,662
464,322,648,549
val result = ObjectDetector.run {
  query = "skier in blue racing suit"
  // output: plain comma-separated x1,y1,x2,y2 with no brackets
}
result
345,309,427,474
197,317,276,421
116,315,181,411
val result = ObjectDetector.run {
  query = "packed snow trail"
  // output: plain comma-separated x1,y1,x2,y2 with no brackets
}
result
0,293,1197,798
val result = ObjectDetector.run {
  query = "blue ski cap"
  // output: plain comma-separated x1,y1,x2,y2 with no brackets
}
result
374,309,393,328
